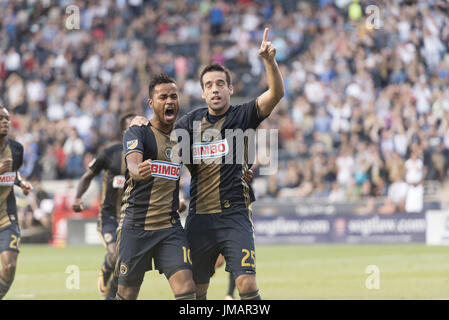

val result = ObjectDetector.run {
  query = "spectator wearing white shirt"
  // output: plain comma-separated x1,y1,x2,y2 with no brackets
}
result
336,147,355,187
378,174,409,214
404,150,426,213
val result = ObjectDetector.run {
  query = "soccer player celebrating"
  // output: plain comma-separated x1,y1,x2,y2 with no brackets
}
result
175,27,284,300
73,112,136,300
0,107,33,299
115,74,195,300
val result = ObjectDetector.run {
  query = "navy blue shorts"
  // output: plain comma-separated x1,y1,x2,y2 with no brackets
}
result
97,215,118,246
116,223,192,287
184,209,256,285
0,223,21,253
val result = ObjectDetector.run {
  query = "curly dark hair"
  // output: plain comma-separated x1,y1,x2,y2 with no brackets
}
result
148,73,177,98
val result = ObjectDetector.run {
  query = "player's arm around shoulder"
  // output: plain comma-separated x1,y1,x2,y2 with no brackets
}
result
256,27,285,119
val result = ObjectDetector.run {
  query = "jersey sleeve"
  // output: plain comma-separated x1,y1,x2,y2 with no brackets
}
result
14,142,23,171
175,113,190,132
236,98,267,130
123,126,145,157
13,142,24,186
88,148,108,175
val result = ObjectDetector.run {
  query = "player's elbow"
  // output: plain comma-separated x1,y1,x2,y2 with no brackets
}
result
275,90,284,103
271,90,284,109
276,83,285,99
270,86,284,105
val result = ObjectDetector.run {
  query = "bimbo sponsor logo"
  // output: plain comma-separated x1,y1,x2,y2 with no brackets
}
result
0,172,16,186
171,124,279,175
192,139,229,160
112,175,126,189
151,160,181,180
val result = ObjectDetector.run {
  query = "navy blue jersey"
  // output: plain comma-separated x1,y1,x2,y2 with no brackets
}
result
88,143,125,222
175,99,264,215
120,123,181,231
0,139,23,229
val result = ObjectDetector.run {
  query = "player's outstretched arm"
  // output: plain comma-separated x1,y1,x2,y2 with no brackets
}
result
126,152,152,181
73,169,96,212
257,27,285,119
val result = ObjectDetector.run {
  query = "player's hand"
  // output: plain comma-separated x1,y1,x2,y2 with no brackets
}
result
215,254,225,269
130,116,149,127
73,198,84,212
20,181,33,196
258,27,276,62
138,159,153,179
178,199,187,214
0,158,12,175
243,168,254,182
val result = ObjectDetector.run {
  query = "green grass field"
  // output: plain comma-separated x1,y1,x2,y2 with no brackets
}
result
5,243,449,300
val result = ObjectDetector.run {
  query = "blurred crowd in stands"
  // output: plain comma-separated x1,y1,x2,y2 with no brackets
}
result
1,0,449,220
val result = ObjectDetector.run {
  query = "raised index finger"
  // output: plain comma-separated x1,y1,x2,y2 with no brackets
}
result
262,27,269,42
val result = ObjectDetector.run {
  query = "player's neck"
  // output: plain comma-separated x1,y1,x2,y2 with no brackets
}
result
0,136,7,150
149,119,173,134
208,104,230,116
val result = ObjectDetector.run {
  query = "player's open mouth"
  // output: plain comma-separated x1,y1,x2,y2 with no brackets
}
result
212,96,221,101
164,106,176,119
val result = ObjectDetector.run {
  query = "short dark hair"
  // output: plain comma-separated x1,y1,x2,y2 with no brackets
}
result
148,73,176,98
119,112,137,132
199,63,232,89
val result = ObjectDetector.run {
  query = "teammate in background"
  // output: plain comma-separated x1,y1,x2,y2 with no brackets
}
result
0,107,33,299
115,74,195,300
175,27,284,300
72,112,136,300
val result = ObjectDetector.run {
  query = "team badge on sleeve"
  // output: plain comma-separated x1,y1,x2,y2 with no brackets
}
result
126,139,138,150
